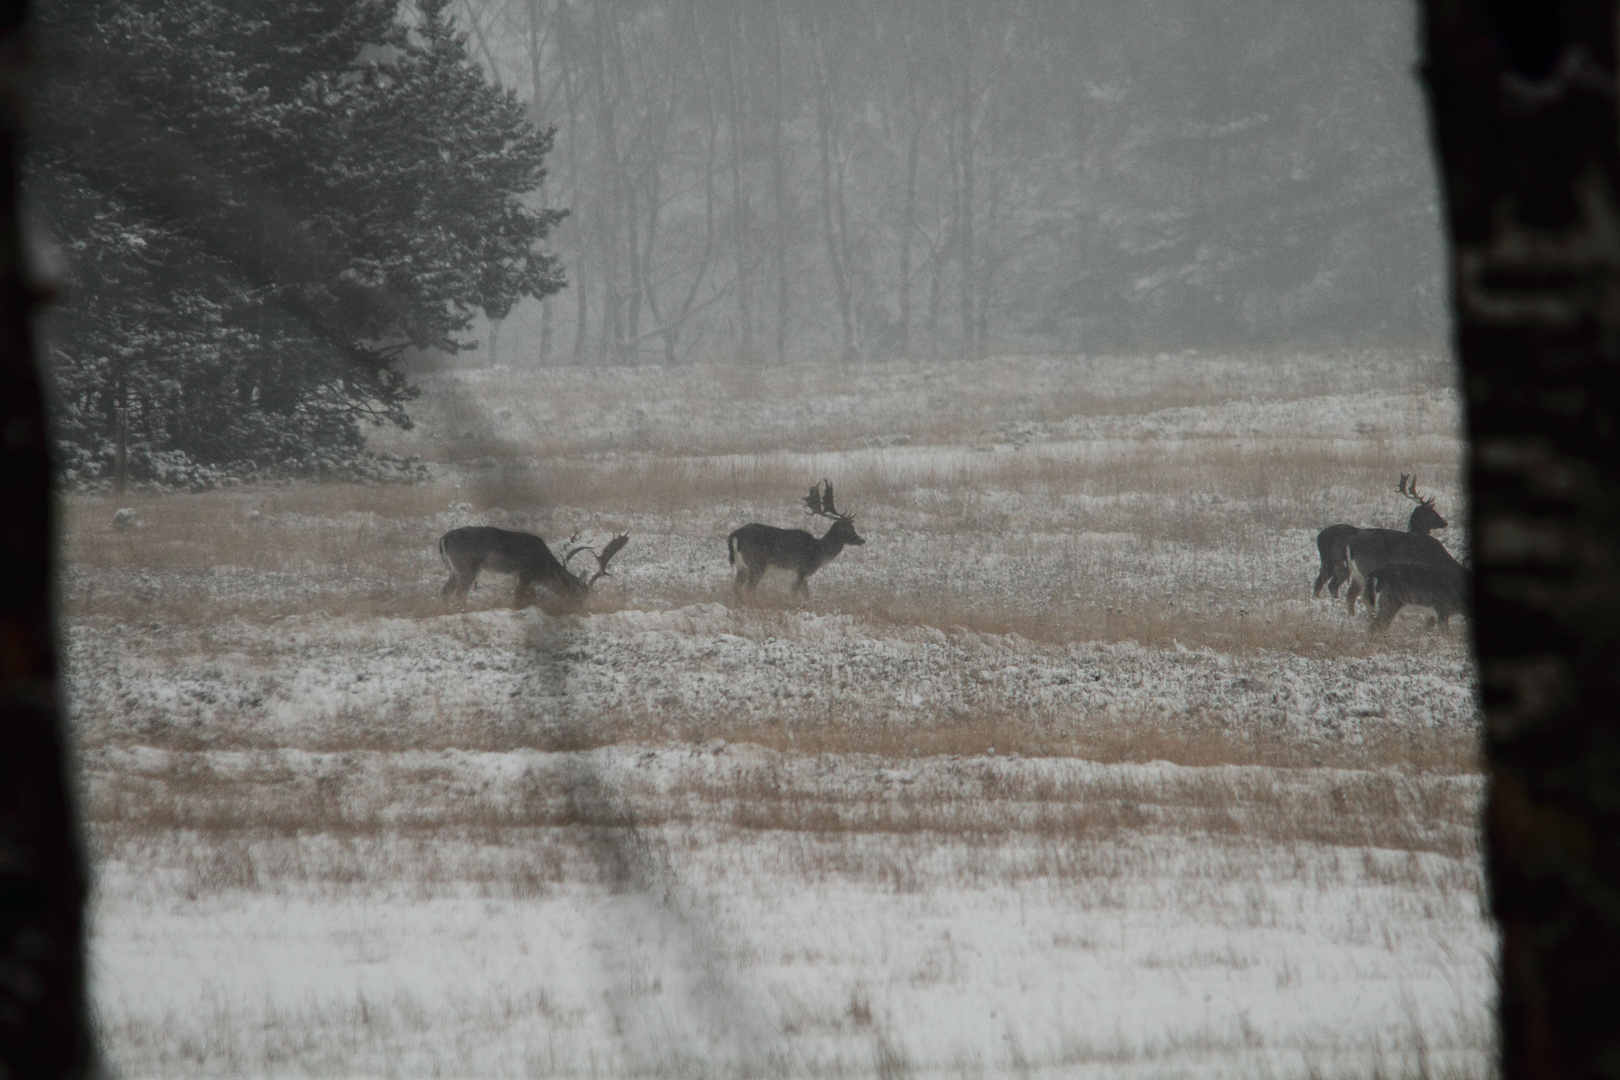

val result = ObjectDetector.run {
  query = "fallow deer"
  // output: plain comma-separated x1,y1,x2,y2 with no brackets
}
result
439,526,629,609
728,480,865,596
1342,476,1464,614
1365,560,1470,633
1313,475,1451,612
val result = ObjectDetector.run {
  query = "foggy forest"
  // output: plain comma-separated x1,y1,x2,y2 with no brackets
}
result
467,0,1447,367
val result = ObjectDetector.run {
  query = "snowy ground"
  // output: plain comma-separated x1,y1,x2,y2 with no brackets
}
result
66,349,1492,1078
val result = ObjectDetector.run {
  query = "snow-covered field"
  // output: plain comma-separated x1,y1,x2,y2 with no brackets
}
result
66,350,1493,1078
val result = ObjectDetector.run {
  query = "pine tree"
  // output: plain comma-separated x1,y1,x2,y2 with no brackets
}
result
30,0,565,486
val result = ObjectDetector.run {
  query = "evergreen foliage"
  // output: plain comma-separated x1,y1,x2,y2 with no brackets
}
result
31,0,565,486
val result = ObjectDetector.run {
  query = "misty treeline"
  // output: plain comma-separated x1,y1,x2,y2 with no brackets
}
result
464,0,1446,367
30,0,1447,488
31,0,563,486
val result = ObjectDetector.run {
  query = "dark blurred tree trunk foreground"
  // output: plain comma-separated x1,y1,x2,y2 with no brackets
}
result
0,1,91,1078
1422,1,1620,1076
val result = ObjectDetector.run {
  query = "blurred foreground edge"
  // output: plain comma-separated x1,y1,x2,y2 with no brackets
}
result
1423,2,1620,1078
0,0,92,1078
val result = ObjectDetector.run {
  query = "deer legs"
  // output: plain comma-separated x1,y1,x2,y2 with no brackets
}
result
731,562,813,598
442,556,484,597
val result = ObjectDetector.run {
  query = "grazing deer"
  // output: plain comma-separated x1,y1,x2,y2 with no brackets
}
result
728,480,865,596
1342,476,1464,614
1314,475,1451,612
1365,560,1470,633
439,526,629,609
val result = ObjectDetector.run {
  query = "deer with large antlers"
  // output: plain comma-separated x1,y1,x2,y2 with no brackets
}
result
728,480,866,597
1313,474,1451,611
439,526,629,609
1336,475,1466,619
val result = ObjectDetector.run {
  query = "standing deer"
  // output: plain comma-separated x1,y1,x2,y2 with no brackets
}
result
1313,475,1450,611
728,480,865,596
439,526,629,609
1365,560,1470,633
1342,476,1464,614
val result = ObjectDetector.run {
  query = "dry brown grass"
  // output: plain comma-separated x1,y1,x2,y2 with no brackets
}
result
82,738,1481,870
649,713,1480,774
61,577,1447,659
63,440,1464,543
59,427,1469,655
62,486,447,571
756,588,1432,657
72,701,1480,773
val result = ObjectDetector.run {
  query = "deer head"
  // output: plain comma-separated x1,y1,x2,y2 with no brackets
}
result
1397,474,1447,533
803,479,864,550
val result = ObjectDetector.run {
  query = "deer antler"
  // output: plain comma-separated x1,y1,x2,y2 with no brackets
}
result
563,531,631,586
803,479,853,521
1397,474,1436,508
590,532,631,584
562,531,594,567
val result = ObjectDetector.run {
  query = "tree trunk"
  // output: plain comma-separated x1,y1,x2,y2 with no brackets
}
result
899,85,920,359
651,8,724,367
0,2,91,1072
623,179,642,363
538,296,552,366
722,3,755,363
525,0,546,119
609,17,647,365
770,2,789,364
553,13,589,366
1421,2,1620,1077
953,44,977,359
975,177,998,358
810,20,857,363
588,4,626,362
926,241,942,360
114,368,128,495
572,249,589,364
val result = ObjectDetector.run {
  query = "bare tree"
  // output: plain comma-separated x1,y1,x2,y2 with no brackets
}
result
768,1,791,362
808,15,858,362
458,0,1444,365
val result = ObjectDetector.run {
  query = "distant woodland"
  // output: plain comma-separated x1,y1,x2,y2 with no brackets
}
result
460,0,1447,365
32,0,1446,485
